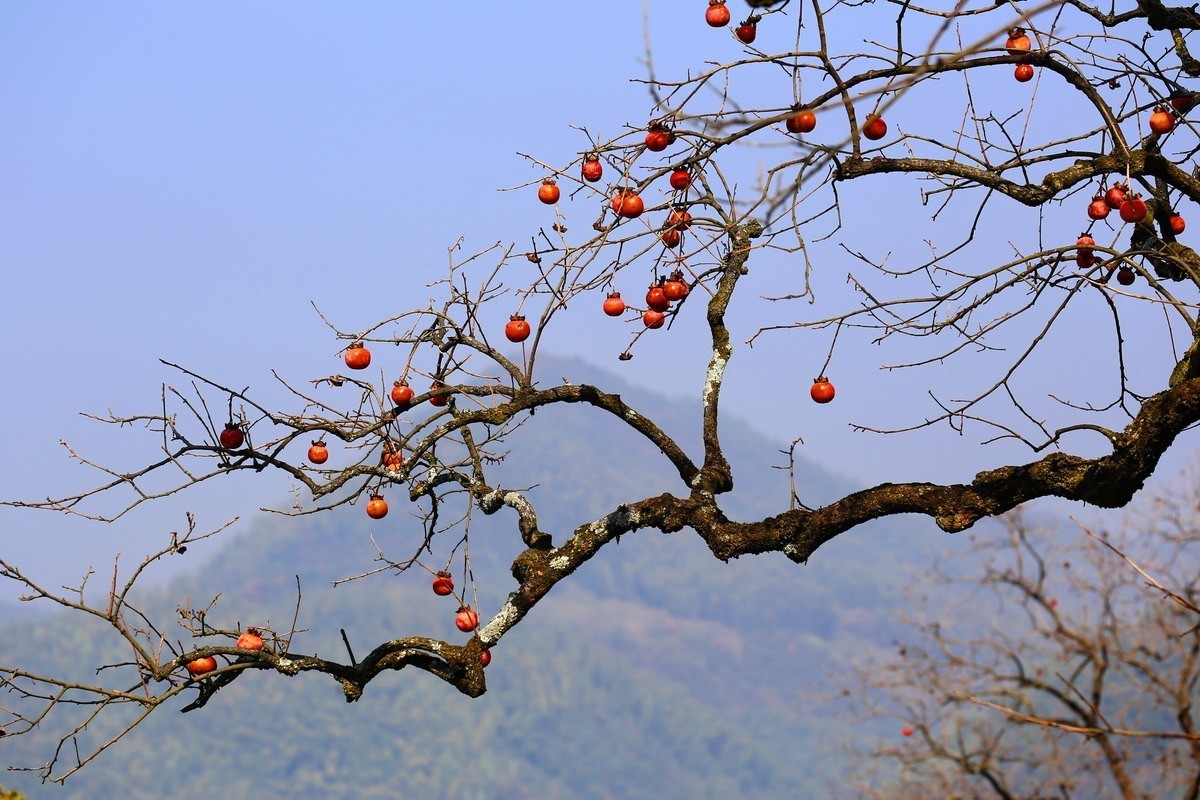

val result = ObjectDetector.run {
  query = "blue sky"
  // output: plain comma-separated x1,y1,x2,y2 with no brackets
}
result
0,2,654,582
3,2,1197,588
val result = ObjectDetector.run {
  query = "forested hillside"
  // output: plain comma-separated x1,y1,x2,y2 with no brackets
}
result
0,357,948,798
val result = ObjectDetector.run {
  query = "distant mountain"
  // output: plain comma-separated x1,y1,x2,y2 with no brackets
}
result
0,355,948,799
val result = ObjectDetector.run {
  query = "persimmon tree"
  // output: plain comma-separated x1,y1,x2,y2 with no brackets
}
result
6,0,1200,782
836,478,1200,799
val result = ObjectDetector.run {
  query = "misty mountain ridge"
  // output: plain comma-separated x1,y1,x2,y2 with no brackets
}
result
0,354,952,799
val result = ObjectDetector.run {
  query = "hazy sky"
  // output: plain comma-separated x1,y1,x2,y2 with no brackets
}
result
3,2,1197,589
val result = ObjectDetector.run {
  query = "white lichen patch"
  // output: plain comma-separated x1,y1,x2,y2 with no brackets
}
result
478,598,520,643
549,555,571,571
702,353,728,406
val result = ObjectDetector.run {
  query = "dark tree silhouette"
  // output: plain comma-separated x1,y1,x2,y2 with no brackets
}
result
5,0,1200,782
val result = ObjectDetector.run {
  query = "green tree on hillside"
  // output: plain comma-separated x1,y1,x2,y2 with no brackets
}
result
6,0,1200,782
